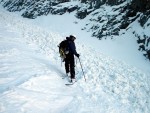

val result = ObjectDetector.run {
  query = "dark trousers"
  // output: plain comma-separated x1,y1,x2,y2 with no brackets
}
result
65,53,75,79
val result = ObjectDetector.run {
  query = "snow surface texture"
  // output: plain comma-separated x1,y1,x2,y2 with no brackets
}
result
0,7,150,113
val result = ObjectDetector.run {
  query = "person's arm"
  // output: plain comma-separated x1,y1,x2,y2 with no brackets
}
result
70,42,79,57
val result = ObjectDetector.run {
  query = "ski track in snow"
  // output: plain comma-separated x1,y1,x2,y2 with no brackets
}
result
0,8,150,113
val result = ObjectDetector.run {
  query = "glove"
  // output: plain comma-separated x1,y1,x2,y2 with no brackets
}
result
76,54,80,58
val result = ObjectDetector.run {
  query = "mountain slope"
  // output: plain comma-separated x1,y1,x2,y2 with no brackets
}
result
0,0,150,61
0,6,150,113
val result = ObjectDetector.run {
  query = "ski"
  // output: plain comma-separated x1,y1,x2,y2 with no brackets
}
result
62,73,77,85
65,83,73,85
65,81,77,86
65,83,74,85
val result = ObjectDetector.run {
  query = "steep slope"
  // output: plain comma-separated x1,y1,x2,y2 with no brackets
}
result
0,0,150,61
0,6,150,113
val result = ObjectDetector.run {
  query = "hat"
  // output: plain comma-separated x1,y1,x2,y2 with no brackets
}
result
70,35,76,39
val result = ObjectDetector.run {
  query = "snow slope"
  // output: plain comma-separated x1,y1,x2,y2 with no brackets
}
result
0,7,150,113
29,7,150,76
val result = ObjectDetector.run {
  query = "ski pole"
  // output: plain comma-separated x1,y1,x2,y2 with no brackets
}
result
78,57,86,82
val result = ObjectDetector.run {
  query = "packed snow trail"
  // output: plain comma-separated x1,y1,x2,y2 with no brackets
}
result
0,8,149,113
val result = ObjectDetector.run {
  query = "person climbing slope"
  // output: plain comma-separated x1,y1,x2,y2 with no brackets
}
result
58,35,80,83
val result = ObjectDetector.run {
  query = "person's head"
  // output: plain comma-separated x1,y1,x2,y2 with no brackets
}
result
70,35,76,41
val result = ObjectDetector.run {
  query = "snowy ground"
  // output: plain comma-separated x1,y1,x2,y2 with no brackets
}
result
0,5,150,113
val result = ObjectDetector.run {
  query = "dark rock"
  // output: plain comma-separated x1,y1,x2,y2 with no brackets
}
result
126,10,137,17
137,38,146,44
120,21,130,29
76,9,88,19
139,11,150,27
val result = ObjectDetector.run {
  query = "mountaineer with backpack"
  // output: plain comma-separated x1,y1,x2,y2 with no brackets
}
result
58,35,80,83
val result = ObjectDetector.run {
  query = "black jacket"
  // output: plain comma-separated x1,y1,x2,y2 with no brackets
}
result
67,38,78,56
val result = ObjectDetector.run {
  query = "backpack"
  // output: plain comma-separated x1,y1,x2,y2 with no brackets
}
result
58,40,69,60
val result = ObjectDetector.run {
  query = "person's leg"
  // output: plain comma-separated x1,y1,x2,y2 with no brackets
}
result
64,55,70,74
70,55,75,79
